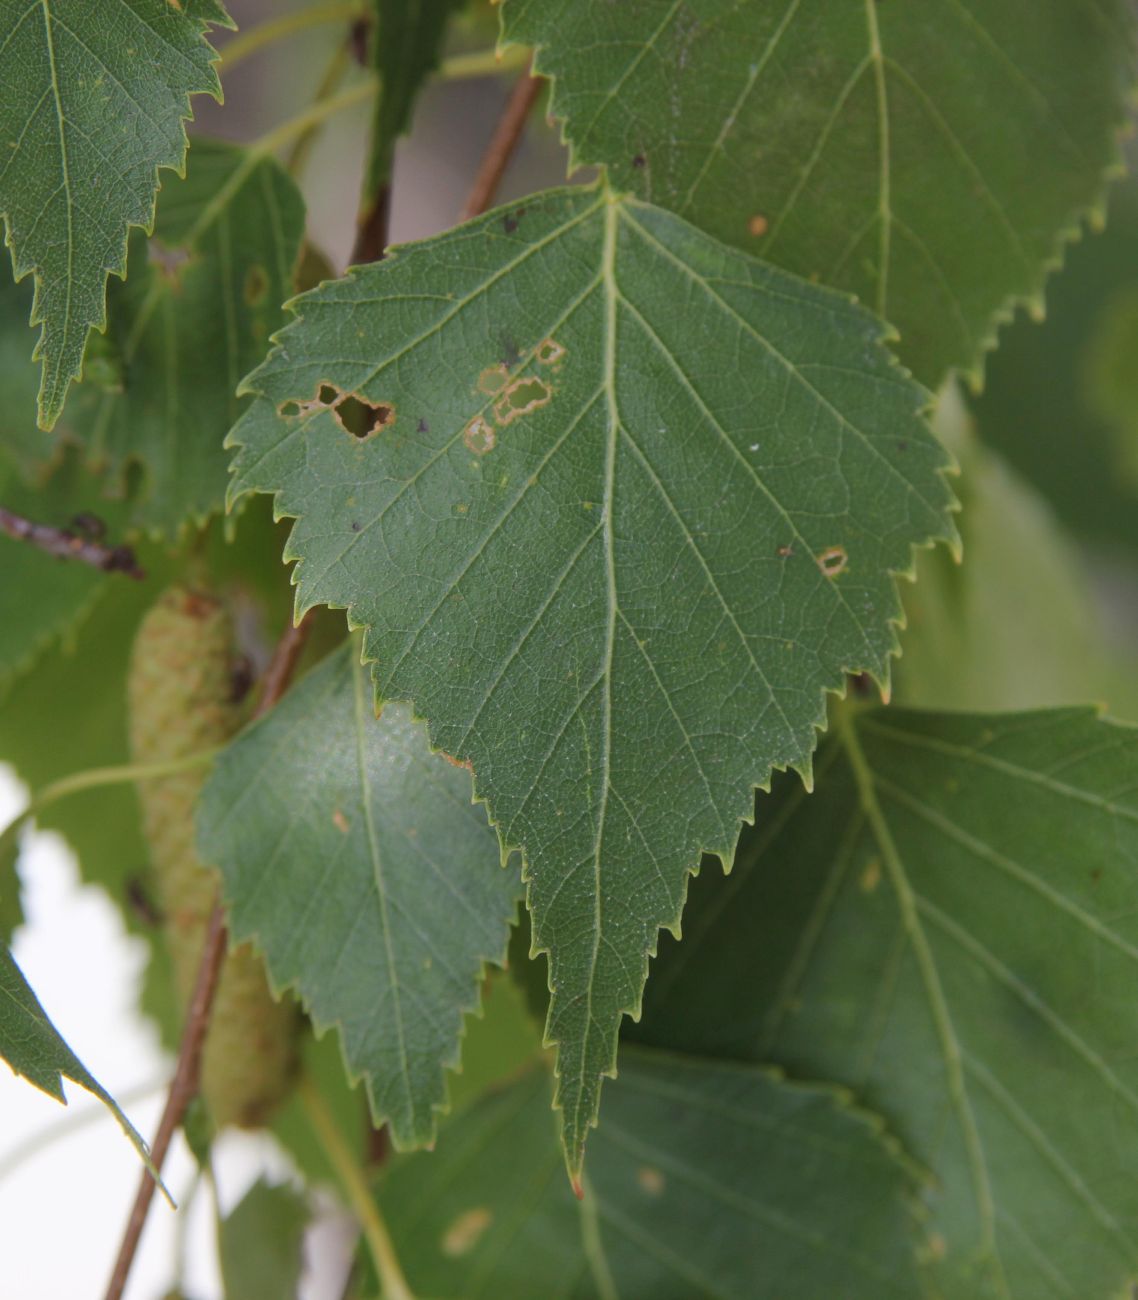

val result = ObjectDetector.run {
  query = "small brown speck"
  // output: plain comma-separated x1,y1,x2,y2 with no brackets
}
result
748,213,769,238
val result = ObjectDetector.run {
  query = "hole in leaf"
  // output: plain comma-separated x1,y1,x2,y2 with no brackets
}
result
318,383,339,406
279,400,302,418
493,377,552,427
333,394,395,438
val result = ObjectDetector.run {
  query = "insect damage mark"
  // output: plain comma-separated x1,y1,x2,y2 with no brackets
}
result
816,546,848,579
441,1206,493,1257
748,213,769,238
463,417,496,456
276,382,395,439
476,364,509,395
536,338,566,366
243,263,269,306
493,377,552,427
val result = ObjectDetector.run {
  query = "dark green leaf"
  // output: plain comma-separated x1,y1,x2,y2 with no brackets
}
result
228,182,955,1170
378,1054,926,1297
0,0,232,429
219,1178,308,1300
0,945,156,1174
197,642,523,1149
502,0,1137,386
632,707,1138,1298
66,139,306,536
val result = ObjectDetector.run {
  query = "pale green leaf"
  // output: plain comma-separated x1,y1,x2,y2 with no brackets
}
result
197,642,523,1150
227,182,956,1171
0,945,157,1177
64,139,306,536
377,1053,926,1298
219,1178,308,1300
501,0,1137,386
0,0,233,429
896,385,1125,715
632,707,1138,1298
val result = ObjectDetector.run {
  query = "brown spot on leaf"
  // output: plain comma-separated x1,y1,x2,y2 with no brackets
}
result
332,809,349,834
536,338,567,366
493,376,552,427
632,153,647,168
748,213,769,238
816,545,848,579
463,417,496,456
860,858,881,893
777,544,793,558
476,364,510,395
243,263,269,306
637,1166,665,1196
441,1207,493,1257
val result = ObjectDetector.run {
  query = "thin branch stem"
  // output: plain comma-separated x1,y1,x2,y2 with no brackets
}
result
103,906,228,1300
103,613,316,1300
300,1076,416,1300
218,1,364,73
0,506,144,580
460,62,544,221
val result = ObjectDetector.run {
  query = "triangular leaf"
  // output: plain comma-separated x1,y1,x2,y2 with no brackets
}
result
632,707,1138,1298
197,642,523,1149
377,1054,927,1297
0,0,233,429
0,945,157,1178
227,182,956,1171
501,0,1138,386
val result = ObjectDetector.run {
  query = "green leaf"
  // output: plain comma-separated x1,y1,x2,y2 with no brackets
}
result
219,1178,308,1300
0,0,233,430
0,945,158,1178
501,0,1137,387
896,384,1126,715
227,182,956,1171
197,642,523,1150
378,1053,926,1297
367,0,465,191
632,706,1138,1298
63,139,306,537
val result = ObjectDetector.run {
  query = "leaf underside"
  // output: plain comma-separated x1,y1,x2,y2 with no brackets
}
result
0,0,232,430
631,706,1138,1299
502,0,1138,387
197,642,522,1150
378,1052,926,1298
228,183,955,1170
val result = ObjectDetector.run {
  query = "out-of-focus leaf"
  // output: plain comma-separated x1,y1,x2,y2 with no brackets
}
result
377,1055,926,1297
65,139,306,537
0,0,233,429
219,1178,308,1300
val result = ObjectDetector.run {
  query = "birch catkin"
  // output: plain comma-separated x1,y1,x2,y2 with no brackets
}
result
129,586,298,1129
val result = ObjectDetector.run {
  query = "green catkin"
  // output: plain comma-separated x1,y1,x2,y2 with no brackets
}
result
129,586,299,1129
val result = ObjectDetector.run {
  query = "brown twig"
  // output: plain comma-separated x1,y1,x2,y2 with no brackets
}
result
460,63,543,221
103,611,316,1300
0,506,145,580
349,181,392,266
